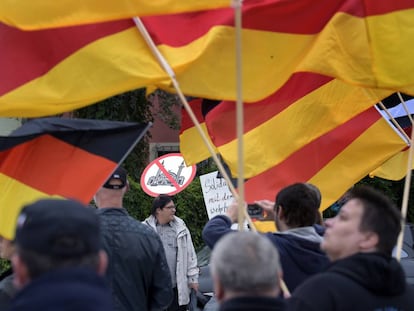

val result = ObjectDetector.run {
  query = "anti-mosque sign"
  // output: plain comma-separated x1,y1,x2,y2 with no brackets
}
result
140,153,196,197
199,171,234,219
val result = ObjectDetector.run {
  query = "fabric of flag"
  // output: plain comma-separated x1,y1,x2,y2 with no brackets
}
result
179,98,218,165
0,0,231,30
0,118,150,239
0,20,167,117
142,0,414,101
370,99,414,180
205,72,393,178
2,0,414,117
243,106,407,212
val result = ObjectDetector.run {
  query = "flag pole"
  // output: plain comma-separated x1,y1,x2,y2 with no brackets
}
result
233,0,246,231
395,93,413,261
377,101,410,142
132,16,255,229
232,3,290,297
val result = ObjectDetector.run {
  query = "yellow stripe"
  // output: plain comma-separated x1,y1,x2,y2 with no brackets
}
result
298,10,414,89
219,80,391,178
3,10,414,117
180,123,217,165
0,28,166,117
369,151,411,181
0,0,231,30
0,173,64,239
308,119,407,211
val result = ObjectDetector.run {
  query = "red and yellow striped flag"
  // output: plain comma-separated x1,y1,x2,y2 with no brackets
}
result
2,0,414,117
179,98,218,165
243,106,407,211
0,0,231,30
0,118,150,239
205,73,393,178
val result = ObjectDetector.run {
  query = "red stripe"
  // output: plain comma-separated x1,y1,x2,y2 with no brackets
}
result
244,106,380,202
0,20,133,96
205,73,332,146
143,0,413,47
0,135,117,201
180,98,204,133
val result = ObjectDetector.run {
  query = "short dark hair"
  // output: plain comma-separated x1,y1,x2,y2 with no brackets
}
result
275,183,320,227
347,185,401,255
17,247,100,280
151,194,173,216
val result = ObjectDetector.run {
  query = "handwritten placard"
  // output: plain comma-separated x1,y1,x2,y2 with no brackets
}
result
200,171,234,219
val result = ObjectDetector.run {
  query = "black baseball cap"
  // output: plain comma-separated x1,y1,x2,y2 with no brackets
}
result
15,198,101,258
103,166,127,189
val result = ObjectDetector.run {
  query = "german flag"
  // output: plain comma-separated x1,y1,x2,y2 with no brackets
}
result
0,0,231,30
2,0,414,117
0,118,150,239
243,106,407,211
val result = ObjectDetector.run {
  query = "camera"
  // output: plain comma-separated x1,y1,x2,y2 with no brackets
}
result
247,203,263,219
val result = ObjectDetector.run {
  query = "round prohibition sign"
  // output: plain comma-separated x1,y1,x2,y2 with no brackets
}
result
140,153,196,197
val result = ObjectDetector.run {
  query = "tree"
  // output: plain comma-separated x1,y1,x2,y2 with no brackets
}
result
75,88,153,180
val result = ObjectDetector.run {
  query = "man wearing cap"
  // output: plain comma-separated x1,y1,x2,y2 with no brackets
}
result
94,166,173,311
9,198,113,311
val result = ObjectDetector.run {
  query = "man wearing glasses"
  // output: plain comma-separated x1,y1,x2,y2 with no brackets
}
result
144,194,199,311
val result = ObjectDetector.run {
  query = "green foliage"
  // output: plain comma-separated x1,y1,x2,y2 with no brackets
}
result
122,172,208,251
74,89,153,180
323,175,414,224
148,90,181,130
0,260,10,275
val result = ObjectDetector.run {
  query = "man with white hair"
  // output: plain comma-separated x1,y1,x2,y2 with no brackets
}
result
210,231,286,311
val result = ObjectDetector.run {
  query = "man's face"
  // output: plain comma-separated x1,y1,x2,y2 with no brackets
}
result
156,201,176,225
321,199,369,261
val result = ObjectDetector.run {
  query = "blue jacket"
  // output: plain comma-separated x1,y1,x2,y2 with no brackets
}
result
9,267,113,311
202,215,329,292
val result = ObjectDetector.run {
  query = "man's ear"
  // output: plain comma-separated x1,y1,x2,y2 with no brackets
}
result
276,205,284,220
213,275,224,303
12,254,30,289
97,250,108,276
359,232,379,251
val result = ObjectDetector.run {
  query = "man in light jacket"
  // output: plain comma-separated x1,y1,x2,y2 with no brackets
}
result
144,194,199,311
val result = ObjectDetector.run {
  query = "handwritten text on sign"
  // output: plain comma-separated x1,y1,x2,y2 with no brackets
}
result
200,171,233,219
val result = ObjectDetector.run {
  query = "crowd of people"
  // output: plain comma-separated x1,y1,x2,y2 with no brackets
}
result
0,167,413,311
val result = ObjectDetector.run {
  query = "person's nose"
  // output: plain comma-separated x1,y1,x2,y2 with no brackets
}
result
325,217,334,228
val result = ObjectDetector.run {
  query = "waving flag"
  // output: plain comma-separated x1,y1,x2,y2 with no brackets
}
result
0,0,231,30
0,118,150,239
179,98,218,165
243,107,407,211
2,0,414,117
370,98,414,180
205,73,392,178
142,0,414,101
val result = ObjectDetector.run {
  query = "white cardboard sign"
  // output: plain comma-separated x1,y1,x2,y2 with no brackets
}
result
199,171,234,219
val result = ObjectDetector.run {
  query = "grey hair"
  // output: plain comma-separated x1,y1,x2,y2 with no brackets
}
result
210,231,281,294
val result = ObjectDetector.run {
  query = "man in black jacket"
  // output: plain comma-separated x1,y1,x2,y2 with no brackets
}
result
287,185,414,310
9,198,113,311
211,231,286,311
94,166,172,311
